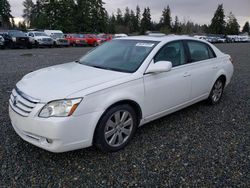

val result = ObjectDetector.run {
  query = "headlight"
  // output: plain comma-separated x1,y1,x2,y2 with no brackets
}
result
12,37,16,42
39,98,82,118
37,39,42,41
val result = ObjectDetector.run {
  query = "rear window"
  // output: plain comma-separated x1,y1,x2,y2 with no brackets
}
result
187,41,216,62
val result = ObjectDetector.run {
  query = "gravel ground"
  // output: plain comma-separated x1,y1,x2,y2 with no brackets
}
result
0,44,249,187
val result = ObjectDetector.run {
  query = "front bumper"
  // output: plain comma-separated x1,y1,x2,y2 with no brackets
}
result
9,105,102,153
56,40,70,46
38,41,54,46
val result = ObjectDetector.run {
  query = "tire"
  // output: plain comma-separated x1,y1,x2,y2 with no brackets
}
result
207,78,224,105
27,44,32,49
35,41,39,48
94,104,138,152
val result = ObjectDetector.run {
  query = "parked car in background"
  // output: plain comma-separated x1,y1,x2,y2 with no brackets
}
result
65,34,88,47
44,30,70,47
0,35,5,49
84,34,99,46
28,31,54,48
98,34,113,42
9,36,234,153
0,30,32,49
114,33,128,38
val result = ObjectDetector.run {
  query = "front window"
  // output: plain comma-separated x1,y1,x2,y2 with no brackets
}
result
34,32,48,37
79,39,158,73
154,41,186,67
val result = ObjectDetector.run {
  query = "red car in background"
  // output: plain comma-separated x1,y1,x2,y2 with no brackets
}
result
83,34,99,46
98,34,113,42
65,34,87,47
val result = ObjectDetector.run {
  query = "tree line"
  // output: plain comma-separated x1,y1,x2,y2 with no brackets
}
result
1,0,250,35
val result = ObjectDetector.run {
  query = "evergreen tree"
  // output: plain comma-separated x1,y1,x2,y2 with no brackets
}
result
116,8,123,25
242,21,250,33
56,0,76,32
30,0,47,29
129,10,137,33
141,7,151,34
210,4,226,34
160,5,172,33
89,0,108,33
226,12,240,35
18,21,27,30
124,7,130,25
22,0,34,27
172,16,181,34
0,0,12,28
135,5,141,32
108,14,116,33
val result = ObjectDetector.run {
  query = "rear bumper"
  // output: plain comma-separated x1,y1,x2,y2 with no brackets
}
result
9,105,102,153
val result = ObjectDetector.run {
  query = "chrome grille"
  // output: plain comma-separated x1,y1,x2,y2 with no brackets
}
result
9,88,39,117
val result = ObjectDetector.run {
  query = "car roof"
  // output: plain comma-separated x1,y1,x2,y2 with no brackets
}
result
115,35,203,43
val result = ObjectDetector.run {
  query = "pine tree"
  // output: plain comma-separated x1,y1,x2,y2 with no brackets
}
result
210,4,226,34
160,5,172,33
22,0,34,27
116,8,123,25
108,14,116,33
242,21,250,33
0,0,12,28
141,7,151,34
56,0,76,32
130,10,137,33
172,16,181,34
30,0,47,29
226,12,240,35
135,5,141,32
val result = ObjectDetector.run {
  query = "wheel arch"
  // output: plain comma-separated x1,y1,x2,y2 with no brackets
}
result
93,99,143,145
217,74,227,86
104,99,143,122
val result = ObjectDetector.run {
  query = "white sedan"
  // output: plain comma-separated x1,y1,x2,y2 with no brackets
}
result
9,36,234,153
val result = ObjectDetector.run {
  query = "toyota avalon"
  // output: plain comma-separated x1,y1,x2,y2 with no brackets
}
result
9,36,234,153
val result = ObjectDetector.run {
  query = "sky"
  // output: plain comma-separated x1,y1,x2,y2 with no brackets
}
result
9,0,250,27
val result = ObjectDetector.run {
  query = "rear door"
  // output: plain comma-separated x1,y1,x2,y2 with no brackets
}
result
184,40,218,99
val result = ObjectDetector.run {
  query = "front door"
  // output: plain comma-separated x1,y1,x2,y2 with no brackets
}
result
143,41,191,118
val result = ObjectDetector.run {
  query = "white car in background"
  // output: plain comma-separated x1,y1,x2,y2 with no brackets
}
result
9,36,234,153
114,33,128,38
44,30,70,47
28,31,54,48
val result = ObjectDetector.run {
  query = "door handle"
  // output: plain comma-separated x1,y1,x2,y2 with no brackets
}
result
183,72,191,77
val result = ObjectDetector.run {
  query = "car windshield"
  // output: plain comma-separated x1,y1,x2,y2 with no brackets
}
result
8,31,26,37
79,39,158,73
52,33,64,38
35,32,47,36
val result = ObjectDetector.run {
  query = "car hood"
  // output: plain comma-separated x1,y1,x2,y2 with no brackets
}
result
17,62,129,102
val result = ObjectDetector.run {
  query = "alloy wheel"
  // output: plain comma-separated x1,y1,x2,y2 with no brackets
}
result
104,110,134,147
212,80,223,103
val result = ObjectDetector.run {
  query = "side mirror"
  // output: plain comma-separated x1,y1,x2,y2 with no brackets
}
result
145,61,172,74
